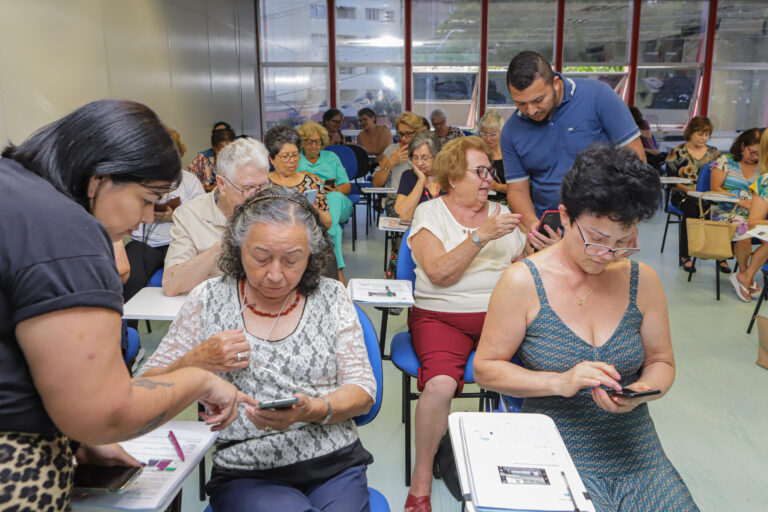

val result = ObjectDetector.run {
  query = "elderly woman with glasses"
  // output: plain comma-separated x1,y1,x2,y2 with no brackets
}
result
140,189,376,512
322,108,346,146
163,137,272,296
393,131,442,220
404,136,527,512
475,144,699,512
478,110,509,201
372,111,426,216
297,121,353,281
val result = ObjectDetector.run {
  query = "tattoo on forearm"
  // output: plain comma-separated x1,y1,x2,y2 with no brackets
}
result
132,378,174,390
103,412,168,443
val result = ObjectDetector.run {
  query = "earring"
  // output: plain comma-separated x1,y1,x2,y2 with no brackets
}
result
450,183,456,189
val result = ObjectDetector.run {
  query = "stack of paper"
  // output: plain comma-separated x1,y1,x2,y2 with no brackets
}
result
377,217,412,232
348,279,414,307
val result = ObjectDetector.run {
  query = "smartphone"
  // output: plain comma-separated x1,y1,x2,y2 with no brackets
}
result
536,210,562,235
153,196,180,212
324,179,337,189
73,464,142,494
258,397,299,410
607,388,661,399
303,189,318,204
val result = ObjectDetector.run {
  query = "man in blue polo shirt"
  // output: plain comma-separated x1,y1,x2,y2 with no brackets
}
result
501,51,645,248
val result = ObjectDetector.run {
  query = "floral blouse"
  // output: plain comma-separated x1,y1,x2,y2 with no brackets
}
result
269,172,329,212
187,149,217,187
665,143,720,183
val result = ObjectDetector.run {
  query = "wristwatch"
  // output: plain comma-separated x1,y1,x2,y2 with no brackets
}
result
471,231,484,249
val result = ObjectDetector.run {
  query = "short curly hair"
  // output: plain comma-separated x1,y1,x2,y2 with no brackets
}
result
683,116,714,140
264,125,301,159
297,121,330,148
218,188,333,296
730,127,764,162
433,136,494,191
394,111,425,132
561,143,661,227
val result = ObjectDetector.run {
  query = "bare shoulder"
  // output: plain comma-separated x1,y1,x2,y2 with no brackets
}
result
635,261,665,305
497,260,538,302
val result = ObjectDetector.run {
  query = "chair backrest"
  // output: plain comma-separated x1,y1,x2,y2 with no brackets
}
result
697,162,714,193
396,227,417,289
324,145,358,182
347,144,372,180
353,305,383,427
462,129,474,136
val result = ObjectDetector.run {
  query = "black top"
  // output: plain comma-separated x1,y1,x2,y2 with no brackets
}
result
0,158,123,434
396,169,440,205
493,159,506,184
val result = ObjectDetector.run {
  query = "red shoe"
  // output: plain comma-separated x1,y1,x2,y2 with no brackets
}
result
404,493,431,512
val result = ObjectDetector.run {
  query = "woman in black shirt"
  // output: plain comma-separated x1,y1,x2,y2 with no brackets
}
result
0,99,254,510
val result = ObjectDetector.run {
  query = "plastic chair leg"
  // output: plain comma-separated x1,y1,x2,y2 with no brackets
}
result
661,213,672,253
687,258,697,282
747,272,768,333
403,372,412,487
716,263,720,300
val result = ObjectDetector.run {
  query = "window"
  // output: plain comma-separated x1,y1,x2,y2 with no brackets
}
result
310,3,327,19
336,6,356,19
563,0,629,65
366,8,394,22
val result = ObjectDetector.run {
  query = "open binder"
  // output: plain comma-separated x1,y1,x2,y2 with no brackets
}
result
448,412,594,512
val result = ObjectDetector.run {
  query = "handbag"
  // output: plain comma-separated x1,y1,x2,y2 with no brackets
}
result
755,316,768,370
686,195,737,260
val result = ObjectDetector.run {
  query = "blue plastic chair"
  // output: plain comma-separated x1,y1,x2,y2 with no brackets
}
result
201,307,390,512
324,145,360,251
123,326,140,364
148,268,164,287
389,228,494,486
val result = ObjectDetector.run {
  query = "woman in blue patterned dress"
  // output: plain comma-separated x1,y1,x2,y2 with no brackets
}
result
475,144,698,511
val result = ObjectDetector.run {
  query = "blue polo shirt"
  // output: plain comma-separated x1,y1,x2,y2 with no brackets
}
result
501,74,639,217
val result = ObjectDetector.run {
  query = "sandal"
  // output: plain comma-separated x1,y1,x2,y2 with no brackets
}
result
750,281,762,294
404,494,431,512
730,274,752,302
718,260,732,274
680,257,696,273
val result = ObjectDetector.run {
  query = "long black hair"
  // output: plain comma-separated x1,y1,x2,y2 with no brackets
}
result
2,99,181,210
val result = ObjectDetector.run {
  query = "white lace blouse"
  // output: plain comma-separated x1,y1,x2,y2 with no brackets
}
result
138,276,376,471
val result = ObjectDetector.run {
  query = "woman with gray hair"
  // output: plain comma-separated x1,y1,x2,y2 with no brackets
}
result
140,188,376,511
430,107,464,144
478,109,509,200
394,130,442,219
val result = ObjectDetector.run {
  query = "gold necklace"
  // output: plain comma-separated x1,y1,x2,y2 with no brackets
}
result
559,257,596,306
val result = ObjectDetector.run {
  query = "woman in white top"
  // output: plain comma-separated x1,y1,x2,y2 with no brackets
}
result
404,136,527,512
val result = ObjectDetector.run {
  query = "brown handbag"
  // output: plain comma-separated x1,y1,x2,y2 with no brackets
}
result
686,195,737,260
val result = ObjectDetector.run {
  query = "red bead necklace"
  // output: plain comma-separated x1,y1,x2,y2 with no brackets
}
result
239,279,301,318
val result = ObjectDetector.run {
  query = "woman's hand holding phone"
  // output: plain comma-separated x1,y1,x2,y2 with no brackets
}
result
592,382,660,414
244,393,323,431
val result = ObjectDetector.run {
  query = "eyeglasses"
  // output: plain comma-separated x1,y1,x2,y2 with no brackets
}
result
479,132,499,139
397,130,416,138
411,154,434,163
467,166,496,180
303,138,322,147
277,152,301,162
222,175,271,196
328,118,342,124
574,220,640,258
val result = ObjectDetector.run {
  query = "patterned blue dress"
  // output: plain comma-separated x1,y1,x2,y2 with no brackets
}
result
518,259,698,512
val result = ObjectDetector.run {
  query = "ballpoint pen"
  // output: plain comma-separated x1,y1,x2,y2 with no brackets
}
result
168,430,185,462
561,471,579,512
385,285,394,297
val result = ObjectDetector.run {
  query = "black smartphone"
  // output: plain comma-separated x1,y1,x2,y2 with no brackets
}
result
607,388,661,399
258,397,299,410
73,464,142,494
324,179,337,189
536,210,562,235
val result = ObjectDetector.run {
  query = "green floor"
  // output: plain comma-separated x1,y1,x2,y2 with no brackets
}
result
138,208,768,511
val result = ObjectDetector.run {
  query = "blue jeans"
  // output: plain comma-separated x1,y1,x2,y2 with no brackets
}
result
209,464,370,512
326,191,353,269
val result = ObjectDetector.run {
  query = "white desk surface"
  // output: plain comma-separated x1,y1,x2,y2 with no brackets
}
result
660,176,692,185
686,190,740,203
361,187,395,194
123,287,186,321
377,216,411,233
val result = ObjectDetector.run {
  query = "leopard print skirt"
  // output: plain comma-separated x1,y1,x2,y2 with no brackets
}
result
0,431,74,512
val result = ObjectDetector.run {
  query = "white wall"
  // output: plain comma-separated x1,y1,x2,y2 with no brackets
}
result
0,0,260,168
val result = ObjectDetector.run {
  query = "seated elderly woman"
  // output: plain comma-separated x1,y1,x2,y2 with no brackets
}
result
139,189,376,512
475,144,698,512
709,127,764,299
322,108,346,145
188,126,236,191
297,121,353,280
356,107,393,161
430,108,465,144
372,111,426,215
477,109,509,201
404,136,527,511
394,131,441,220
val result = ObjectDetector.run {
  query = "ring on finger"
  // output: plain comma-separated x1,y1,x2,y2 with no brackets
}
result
237,351,247,362
264,425,272,432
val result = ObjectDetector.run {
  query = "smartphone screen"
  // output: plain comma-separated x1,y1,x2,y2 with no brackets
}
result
607,388,661,399
303,189,318,204
536,210,562,235
74,464,142,493
259,397,299,410
325,179,337,189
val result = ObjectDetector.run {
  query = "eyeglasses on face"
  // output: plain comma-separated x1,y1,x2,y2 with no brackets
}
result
467,166,496,180
328,118,342,124
574,219,640,258
411,154,434,163
397,130,416,138
222,175,271,196
479,132,499,138
277,152,301,162
303,138,322,147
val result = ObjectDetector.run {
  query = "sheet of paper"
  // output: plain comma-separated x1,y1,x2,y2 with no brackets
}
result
745,226,768,242
377,216,412,232
361,187,396,194
457,413,591,512
348,279,414,307
71,421,217,511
